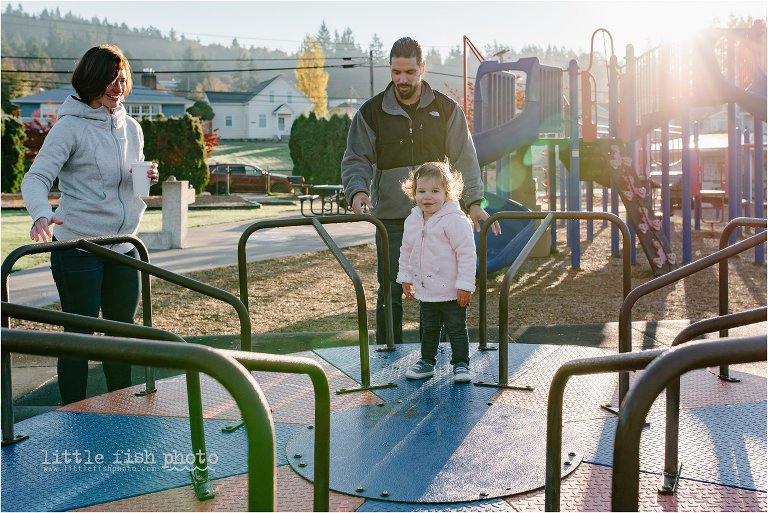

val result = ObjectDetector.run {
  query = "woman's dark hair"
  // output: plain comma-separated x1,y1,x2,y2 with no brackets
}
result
389,37,423,65
71,45,132,104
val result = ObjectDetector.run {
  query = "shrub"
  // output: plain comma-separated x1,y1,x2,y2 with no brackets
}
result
139,113,209,193
289,112,350,185
1,113,27,193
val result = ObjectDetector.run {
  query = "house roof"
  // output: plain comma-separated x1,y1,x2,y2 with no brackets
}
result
205,76,282,104
11,85,191,106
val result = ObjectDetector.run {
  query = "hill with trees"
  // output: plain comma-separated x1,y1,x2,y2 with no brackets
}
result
2,3,592,115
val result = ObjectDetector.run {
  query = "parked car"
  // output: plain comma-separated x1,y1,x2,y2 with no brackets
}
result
206,163,292,194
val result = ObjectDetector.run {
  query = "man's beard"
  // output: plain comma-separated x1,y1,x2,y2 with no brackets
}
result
396,82,418,100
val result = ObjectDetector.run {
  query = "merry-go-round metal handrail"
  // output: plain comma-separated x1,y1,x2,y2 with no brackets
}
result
1,328,277,512
616,229,767,409
717,217,767,379
659,306,767,495
237,215,397,394
0,301,219,500
477,211,632,388
611,335,766,511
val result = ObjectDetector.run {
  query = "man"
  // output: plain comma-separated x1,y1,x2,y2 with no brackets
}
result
341,36,499,345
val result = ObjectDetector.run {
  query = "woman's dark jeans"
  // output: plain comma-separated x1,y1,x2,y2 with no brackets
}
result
51,247,140,404
375,218,404,344
419,300,469,366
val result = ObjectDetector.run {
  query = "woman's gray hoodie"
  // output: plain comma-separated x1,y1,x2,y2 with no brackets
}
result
21,95,146,253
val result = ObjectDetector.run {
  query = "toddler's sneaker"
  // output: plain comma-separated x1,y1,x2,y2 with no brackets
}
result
453,363,471,383
405,359,435,380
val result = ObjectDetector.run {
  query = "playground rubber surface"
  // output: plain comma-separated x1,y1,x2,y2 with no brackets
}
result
2,336,765,512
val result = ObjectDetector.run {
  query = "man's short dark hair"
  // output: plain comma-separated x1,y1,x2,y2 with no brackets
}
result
390,37,423,65
71,45,133,104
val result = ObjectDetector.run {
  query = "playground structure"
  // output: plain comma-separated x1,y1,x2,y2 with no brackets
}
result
1,24,767,513
467,22,766,275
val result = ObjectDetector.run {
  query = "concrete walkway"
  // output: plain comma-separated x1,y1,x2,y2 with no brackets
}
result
6,213,377,308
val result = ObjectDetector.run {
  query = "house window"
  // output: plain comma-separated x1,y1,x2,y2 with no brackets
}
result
287,92,292,104
225,115,233,127
269,92,274,104
126,104,161,118
259,114,266,128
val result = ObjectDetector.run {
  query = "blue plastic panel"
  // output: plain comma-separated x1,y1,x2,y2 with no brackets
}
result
286,402,583,503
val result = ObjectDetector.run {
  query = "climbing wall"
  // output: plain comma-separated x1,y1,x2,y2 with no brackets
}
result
566,139,676,277
604,142,676,276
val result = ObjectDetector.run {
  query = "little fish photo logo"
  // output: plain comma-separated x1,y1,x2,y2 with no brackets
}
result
40,448,218,474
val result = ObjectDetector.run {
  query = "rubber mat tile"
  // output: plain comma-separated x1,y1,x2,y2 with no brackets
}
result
678,367,767,408
494,345,616,421
505,461,768,512
60,352,379,423
572,402,767,491
73,466,364,512
0,411,300,511
357,497,516,511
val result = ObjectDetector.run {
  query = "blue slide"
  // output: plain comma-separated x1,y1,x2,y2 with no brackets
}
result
473,192,536,273
471,57,542,273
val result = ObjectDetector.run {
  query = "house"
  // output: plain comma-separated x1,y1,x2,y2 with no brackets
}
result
204,75,312,140
11,73,193,121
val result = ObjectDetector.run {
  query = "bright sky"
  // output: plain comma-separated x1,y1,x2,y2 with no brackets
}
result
9,0,768,57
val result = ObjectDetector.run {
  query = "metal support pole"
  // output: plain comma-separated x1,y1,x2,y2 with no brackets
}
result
568,60,581,269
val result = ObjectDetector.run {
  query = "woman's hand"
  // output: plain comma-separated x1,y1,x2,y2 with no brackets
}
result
402,283,415,299
30,215,63,242
457,289,472,307
148,162,159,185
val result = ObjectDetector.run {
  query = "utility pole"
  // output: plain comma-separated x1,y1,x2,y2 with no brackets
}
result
369,50,374,98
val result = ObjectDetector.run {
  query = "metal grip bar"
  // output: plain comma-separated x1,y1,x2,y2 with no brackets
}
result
612,336,766,511
618,230,766,406
224,350,331,512
717,217,767,378
659,307,767,494
1,328,276,512
237,215,396,390
0,302,215,499
478,211,631,385
544,349,665,511
77,240,252,352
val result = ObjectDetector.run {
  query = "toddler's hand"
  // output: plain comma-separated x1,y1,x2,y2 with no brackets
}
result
457,289,472,307
402,283,414,299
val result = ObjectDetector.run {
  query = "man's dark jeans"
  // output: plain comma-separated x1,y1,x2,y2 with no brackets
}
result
375,218,404,344
419,300,470,366
51,247,140,404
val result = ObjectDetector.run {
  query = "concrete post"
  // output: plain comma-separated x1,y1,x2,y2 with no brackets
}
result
161,177,195,248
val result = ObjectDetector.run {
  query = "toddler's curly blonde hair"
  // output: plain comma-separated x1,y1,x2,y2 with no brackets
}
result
402,160,463,201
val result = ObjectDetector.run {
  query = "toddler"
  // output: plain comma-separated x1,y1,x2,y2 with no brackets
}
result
397,161,476,384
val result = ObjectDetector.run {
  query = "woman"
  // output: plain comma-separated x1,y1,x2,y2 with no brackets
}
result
21,44,159,404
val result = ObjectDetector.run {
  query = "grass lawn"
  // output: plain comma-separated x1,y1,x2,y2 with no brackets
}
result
1,204,299,272
208,141,293,172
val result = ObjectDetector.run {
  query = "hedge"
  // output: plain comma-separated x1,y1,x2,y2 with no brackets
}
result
289,113,351,185
139,113,209,194
1,113,27,193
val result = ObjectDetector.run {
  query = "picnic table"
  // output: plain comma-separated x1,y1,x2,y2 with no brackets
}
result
298,184,349,217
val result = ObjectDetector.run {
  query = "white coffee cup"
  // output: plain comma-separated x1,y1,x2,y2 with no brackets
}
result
131,161,153,197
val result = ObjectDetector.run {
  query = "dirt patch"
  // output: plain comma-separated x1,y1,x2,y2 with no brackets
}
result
12,216,765,341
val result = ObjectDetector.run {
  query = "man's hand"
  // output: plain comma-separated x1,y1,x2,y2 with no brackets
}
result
30,215,63,242
469,204,501,235
402,283,415,299
351,191,373,215
457,289,472,307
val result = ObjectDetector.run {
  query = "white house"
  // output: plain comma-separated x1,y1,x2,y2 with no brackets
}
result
205,75,312,140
